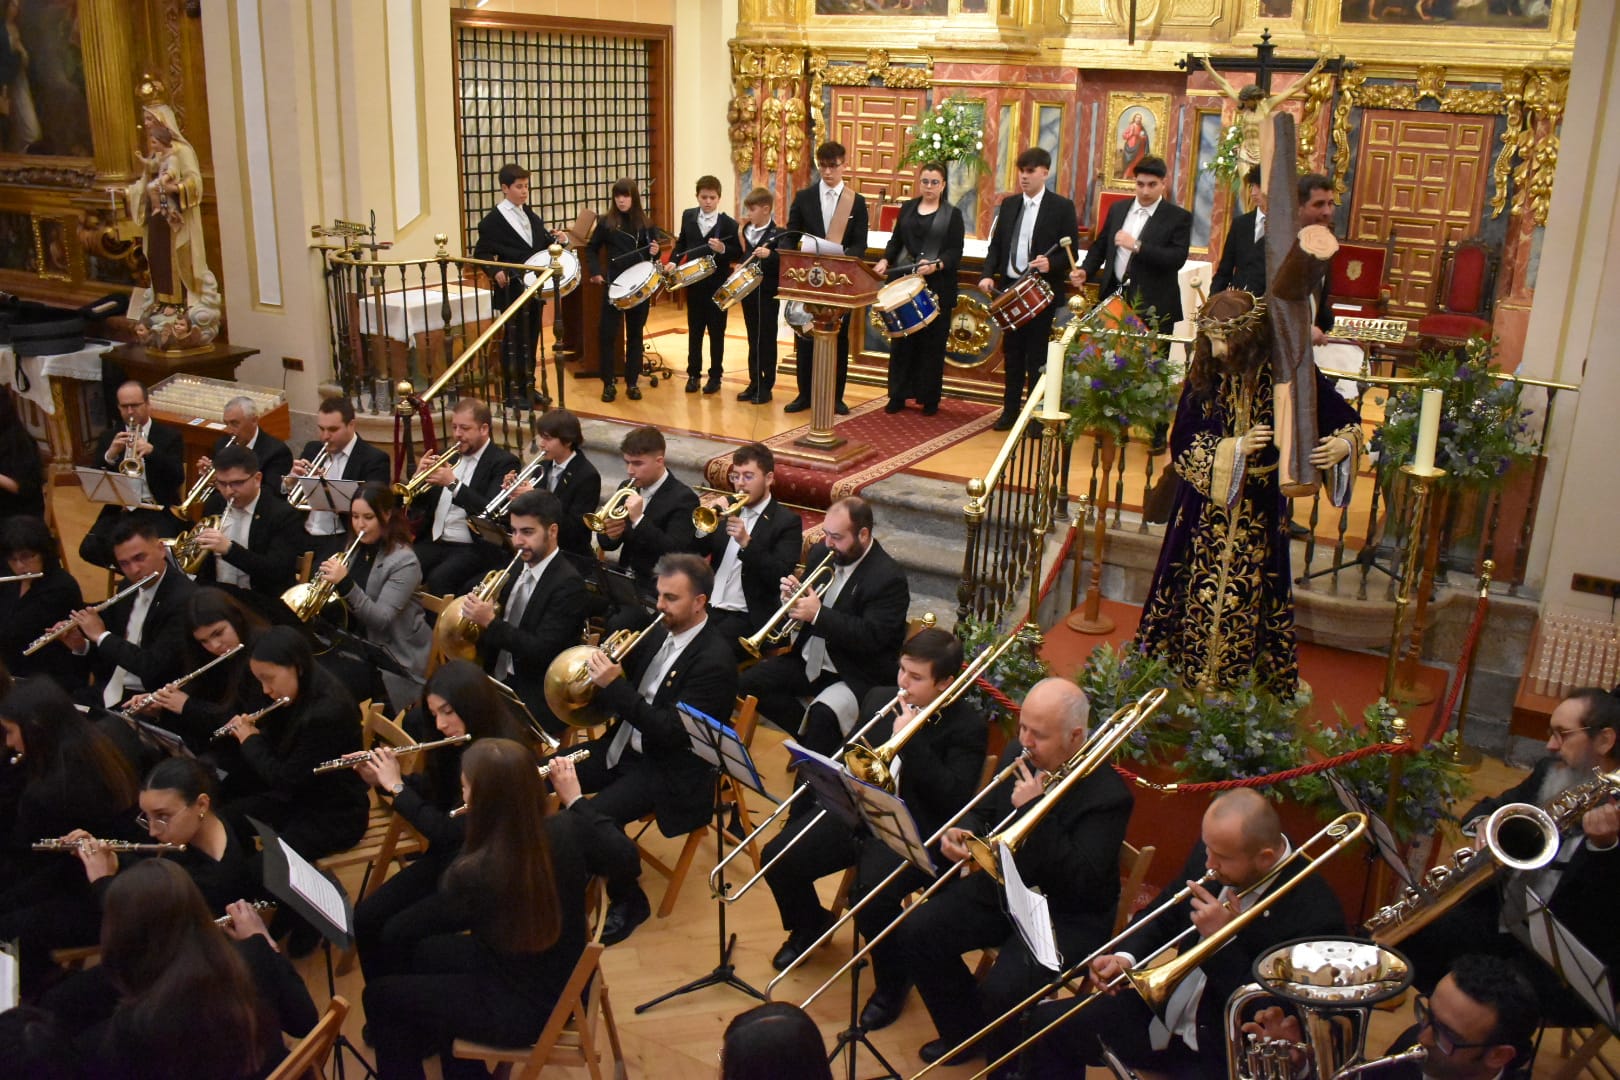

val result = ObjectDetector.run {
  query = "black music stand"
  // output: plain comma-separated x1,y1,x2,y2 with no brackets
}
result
289,476,360,517
634,704,773,1014
252,819,376,1080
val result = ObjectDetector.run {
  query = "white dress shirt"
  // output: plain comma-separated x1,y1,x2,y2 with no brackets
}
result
495,547,558,680
216,493,259,588
1008,189,1045,278
545,451,575,493
1115,197,1161,282
711,497,770,614
305,433,358,537
499,199,532,246
746,223,768,246
1254,208,1267,244
107,419,155,504
820,182,844,233
430,441,487,543
99,572,164,706
628,469,668,528
605,615,708,766
697,209,718,236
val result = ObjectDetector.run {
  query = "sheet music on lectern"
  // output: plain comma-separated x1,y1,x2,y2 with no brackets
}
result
1327,773,1415,889
798,235,846,257
1519,888,1619,1033
74,467,155,509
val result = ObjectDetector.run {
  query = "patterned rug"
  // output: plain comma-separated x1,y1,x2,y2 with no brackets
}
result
703,397,1001,509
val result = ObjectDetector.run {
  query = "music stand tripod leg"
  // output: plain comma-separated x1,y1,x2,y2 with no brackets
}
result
826,924,902,1080
321,938,378,1080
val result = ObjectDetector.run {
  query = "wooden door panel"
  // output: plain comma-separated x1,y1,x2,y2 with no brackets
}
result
830,88,925,203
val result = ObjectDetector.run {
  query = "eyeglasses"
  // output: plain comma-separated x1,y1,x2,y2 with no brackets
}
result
1414,994,1495,1056
1548,724,1590,744
135,811,175,833
917,177,944,187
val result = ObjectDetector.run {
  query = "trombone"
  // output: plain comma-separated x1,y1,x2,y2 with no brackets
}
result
694,488,749,537
777,688,1168,1008
285,445,331,510
393,448,462,504
584,485,638,533
739,553,836,658
23,571,160,655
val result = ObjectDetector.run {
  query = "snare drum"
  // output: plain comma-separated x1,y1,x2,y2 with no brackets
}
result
664,255,717,291
713,262,764,311
874,275,940,339
784,301,813,339
988,274,1055,333
608,262,663,311
522,248,581,296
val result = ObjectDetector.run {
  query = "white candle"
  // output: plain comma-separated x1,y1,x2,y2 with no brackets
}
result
1045,340,1065,417
1413,388,1443,472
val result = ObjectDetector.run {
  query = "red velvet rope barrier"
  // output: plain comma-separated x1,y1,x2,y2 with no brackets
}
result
1435,591,1491,733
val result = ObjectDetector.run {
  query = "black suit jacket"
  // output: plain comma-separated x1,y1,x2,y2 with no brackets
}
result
1212,209,1268,296
210,429,292,503
675,209,742,296
293,437,392,490
787,183,869,257
982,189,1080,295
478,552,588,733
474,202,550,309
740,220,782,302
539,453,601,560
92,566,197,692
698,496,803,632
595,473,700,585
195,492,304,595
882,199,965,315
791,538,910,704
585,218,659,281
590,618,740,836
91,421,184,507
410,442,521,541
860,685,988,841
1,568,85,690
1080,197,1193,329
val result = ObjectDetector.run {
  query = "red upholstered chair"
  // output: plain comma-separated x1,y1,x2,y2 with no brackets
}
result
1326,229,1396,320
878,202,902,232
1091,190,1133,243
1416,236,1499,348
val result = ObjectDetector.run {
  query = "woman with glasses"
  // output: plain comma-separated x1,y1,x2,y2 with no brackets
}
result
870,161,965,416
0,514,86,693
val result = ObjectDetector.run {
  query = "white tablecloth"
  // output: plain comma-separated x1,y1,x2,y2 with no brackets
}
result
0,341,109,415
358,287,495,344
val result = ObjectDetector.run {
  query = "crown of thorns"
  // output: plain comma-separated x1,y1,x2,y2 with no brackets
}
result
1195,293,1267,335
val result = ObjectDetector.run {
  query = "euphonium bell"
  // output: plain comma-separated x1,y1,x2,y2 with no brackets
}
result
542,616,665,728
693,491,749,537
280,533,363,629
584,486,637,533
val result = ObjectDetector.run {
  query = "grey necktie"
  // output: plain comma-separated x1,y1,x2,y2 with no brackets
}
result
495,568,539,679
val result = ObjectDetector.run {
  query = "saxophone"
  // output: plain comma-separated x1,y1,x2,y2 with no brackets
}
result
1363,766,1620,945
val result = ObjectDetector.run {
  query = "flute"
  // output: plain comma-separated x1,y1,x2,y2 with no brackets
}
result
0,571,43,584
212,697,291,740
449,749,591,817
33,838,186,853
312,733,472,775
22,571,160,655
215,899,276,929
118,644,244,718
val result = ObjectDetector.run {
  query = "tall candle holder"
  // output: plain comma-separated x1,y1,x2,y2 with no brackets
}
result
1383,464,1447,701
1066,428,1117,635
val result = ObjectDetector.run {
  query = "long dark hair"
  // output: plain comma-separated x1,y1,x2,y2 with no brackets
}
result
0,515,59,573
445,738,560,953
352,481,413,554
0,386,40,483
722,1003,832,1080
0,677,136,803
100,860,265,1079
603,177,648,234
182,588,266,699
143,756,217,803
423,660,525,743
249,625,315,702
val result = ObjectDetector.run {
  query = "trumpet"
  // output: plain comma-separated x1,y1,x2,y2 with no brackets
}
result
584,484,638,533
693,489,750,537
280,533,363,626
117,644,244,718
480,454,547,520
212,697,291,740
448,749,591,817
118,421,145,478
542,616,665,728
216,899,277,930
393,448,462,504
740,553,836,658
0,571,43,584
177,437,233,516
432,551,524,665
313,733,472,774
165,513,224,575
285,445,331,510
34,838,186,854
22,571,160,655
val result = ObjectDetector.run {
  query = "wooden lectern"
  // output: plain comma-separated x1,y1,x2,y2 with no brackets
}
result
775,251,881,470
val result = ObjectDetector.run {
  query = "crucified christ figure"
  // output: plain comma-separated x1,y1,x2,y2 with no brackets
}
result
1200,54,1328,195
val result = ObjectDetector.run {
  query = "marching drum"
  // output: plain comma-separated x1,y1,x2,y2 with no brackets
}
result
522,247,581,296
608,261,663,310
663,254,717,291
712,262,764,311
874,275,940,339
784,301,813,338
988,274,1055,332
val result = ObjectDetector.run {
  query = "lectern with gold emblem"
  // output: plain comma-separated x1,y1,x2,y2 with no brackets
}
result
775,251,881,470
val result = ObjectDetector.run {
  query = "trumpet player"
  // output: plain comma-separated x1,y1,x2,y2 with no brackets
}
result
597,425,700,626
517,408,599,559
78,380,185,570
196,395,292,512
1398,688,1620,1027
410,398,519,594
461,489,587,736
190,445,302,597
573,553,739,946
698,443,803,660
738,496,910,755
764,629,987,1032
288,396,391,563
1020,790,1345,1079
900,678,1132,1068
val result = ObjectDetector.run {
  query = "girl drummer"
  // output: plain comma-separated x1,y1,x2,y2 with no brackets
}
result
871,162,965,416
587,178,661,404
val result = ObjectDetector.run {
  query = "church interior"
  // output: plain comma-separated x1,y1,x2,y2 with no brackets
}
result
3,0,1620,1076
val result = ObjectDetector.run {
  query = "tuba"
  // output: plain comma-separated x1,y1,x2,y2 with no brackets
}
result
280,534,363,628
739,552,836,658
432,551,525,664
542,616,665,728
393,448,462,505
584,485,638,533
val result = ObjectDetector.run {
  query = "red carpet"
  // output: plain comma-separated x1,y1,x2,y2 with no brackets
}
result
703,397,999,509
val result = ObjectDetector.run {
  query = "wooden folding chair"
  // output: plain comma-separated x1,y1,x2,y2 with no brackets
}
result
632,695,761,918
1554,1027,1619,1080
266,994,349,1080
1115,840,1157,935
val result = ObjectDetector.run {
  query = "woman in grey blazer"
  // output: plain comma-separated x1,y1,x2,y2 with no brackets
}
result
317,481,430,709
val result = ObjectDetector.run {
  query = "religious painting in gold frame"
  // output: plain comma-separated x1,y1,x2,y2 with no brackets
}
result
0,1,95,165
1337,0,1547,29
30,213,73,282
1104,92,1170,191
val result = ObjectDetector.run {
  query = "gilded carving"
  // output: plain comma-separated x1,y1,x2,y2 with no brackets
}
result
1491,69,1525,219
785,264,853,287
1296,69,1335,174
728,43,762,175
816,48,932,90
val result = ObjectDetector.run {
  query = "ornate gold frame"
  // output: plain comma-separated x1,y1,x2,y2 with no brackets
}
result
1104,91,1171,191
31,214,76,282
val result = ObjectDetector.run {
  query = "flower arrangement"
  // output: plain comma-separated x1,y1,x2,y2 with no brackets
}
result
900,95,988,176
1061,318,1179,444
1370,337,1538,492
956,618,1048,734
1202,123,1247,195
1172,681,1314,785
1077,641,1179,763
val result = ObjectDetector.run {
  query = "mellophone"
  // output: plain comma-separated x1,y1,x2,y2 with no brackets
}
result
34,838,187,854
312,733,472,775
22,571,161,655
447,748,592,817
211,697,291,740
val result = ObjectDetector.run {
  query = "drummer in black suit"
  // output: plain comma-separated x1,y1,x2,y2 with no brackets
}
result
785,141,869,416
873,162,966,416
596,426,699,623
473,163,568,407
675,175,742,395
586,178,661,404
696,443,803,660
1073,154,1193,337
737,187,782,405
196,395,292,515
409,398,520,594
78,380,186,570
978,149,1080,430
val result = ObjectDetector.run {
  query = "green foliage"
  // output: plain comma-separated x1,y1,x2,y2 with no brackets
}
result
1061,317,1179,443
1173,681,1314,784
900,96,988,176
1077,641,1181,763
1202,123,1247,194
957,618,1049,733
1370,337,1539,492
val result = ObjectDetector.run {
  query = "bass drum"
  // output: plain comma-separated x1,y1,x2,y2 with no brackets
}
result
522,248,581,296
784,301,813,338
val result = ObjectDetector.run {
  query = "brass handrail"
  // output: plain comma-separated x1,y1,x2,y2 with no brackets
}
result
326,250,557,274
972,369,1051,508
1317,367,1580,393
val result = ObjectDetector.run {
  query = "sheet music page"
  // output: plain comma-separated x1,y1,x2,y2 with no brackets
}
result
1000,841,1061,970
0,943,17,1010
279,839,350,933
300,478,359,514
1327,774,1415,888
1523,888,1619,1030
798,235,846,256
